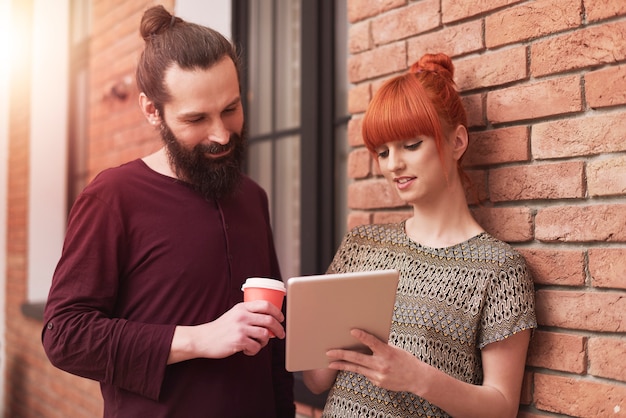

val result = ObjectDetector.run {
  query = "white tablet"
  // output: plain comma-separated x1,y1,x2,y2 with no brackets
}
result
285,269,399,372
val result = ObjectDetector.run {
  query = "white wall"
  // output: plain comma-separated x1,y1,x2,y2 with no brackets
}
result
27,0,70,301
175,0,232,39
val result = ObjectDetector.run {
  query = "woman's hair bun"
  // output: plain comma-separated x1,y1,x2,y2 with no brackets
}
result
139,5,178,41
409,53,455,80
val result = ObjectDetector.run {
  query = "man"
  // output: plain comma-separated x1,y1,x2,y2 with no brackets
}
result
42,5,295,417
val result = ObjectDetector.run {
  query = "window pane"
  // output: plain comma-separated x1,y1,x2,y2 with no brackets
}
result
247,139,274,205
247,0,273,135
275,0,300,130
273,135,301,279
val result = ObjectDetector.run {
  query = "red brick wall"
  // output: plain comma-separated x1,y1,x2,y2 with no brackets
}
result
344,0,626,417
6,1,626,417
88,0,173,179
4,1,171,416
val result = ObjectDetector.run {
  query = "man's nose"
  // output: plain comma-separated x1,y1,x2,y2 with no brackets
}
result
207,120,230,144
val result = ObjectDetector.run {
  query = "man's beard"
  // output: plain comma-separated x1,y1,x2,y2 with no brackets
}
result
160,122,246,201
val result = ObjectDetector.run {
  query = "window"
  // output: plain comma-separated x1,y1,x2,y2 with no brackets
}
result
234,0,349,280
67,0,91,207
233,0,349,407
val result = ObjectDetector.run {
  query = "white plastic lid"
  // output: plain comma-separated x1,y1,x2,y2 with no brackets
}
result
241,277,286,292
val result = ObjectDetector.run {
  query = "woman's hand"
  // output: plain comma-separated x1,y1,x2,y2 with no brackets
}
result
326,329,421,394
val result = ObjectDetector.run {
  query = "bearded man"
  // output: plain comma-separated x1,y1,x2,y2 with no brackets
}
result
42,5,294,418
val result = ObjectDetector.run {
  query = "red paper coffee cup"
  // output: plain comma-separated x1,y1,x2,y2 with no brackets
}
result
242,278,286,337
241,278,286,309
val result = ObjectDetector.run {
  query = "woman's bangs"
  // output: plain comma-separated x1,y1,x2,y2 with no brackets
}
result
362,76,439,152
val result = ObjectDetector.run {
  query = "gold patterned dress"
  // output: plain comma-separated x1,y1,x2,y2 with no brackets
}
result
322,222,537,418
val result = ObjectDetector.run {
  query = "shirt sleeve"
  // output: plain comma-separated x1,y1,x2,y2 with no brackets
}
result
41,192,175,400
478,253,537,348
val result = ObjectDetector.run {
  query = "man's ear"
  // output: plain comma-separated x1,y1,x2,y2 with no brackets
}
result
139,93,161,126
451,124,469,161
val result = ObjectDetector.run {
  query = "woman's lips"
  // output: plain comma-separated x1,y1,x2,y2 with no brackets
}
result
394,176,415,190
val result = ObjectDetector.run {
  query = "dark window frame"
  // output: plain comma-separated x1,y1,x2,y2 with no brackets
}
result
232,0,340,409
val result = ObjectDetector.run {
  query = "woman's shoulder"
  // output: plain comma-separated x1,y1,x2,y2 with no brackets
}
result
473,232,528,268
347,222,404,237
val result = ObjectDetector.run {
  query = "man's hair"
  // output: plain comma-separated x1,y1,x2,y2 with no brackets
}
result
136,5,241,113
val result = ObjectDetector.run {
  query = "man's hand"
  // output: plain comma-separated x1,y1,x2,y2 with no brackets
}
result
168,300,285,364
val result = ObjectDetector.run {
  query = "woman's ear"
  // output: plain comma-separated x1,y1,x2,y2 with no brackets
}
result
451,124,469,161
139,93,161,127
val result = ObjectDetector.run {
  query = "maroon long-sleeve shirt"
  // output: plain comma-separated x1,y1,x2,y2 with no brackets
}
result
42,159,294,418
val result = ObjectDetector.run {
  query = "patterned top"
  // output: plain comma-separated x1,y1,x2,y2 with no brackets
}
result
322,222,536,418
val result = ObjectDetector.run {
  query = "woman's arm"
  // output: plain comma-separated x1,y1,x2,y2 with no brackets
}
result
326,328,531,418
302,368,339,394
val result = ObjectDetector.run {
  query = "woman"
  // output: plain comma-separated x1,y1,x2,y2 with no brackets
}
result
303,53,536,418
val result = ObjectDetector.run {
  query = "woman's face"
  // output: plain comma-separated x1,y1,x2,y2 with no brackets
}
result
374,130,461,205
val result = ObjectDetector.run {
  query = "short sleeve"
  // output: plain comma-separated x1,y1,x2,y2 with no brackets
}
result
479,255,537,348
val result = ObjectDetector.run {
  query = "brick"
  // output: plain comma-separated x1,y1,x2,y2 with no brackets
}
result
517,248,585,286
347,117,364,147
348,178,406,209
372,0,440,46
296,401,316,417
347,0,405,23
347,83,372,114
490,161,584,202
536,204,626,242
531,20,626,77
442,0,521,24
535,289,626,332
347,211,372,230
470,207,533,242
534,373,626,416
460,94,485,128
588,337,626,382
464,126,529,167
464,169,488,205
408,20,483,63
585,0,626,22
589,248,626,289
455,46,527,91
347,147,372,179
487,76,582,124
348,42,406,83
347,0,379,22
348,20,371,54
587,154,626,197
585,65,626,108
485,0,581,48
533,111,626,159
526,330,586,373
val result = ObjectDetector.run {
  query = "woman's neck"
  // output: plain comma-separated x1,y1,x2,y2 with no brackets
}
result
405,187,484,248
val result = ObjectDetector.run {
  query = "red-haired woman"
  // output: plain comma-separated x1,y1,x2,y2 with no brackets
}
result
303,53,536,418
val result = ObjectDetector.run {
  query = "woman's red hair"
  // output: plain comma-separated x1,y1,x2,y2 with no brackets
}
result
362,53,468,178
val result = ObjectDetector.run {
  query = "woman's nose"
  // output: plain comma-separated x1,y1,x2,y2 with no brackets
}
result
386,149,404,171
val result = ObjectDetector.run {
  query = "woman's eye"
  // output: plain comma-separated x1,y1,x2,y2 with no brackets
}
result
377,149,389,158
405,141,422,150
